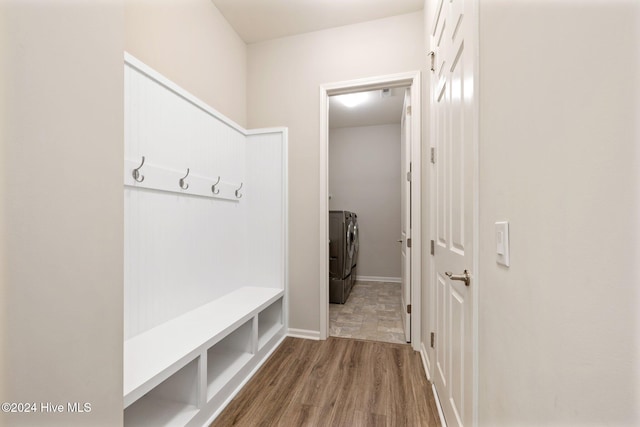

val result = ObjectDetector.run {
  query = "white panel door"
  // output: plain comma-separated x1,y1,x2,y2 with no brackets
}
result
431,0,476,425
400,88,412,343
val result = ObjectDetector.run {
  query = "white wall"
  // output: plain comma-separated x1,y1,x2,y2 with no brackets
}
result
0,1,6,406
0,2,249,424
0,1,124,425
125,0,247,127
477,1,640,425
329,124,401,279
248,12,424,332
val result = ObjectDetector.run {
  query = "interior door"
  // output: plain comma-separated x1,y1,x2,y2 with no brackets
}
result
400,88,411,343
431,0,475,425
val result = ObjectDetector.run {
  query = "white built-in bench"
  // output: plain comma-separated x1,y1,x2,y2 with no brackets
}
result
124,287,286,426
123,53,288,426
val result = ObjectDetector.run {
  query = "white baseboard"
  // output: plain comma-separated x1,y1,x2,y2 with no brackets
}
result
355,275,401,283
287,328,320,340
431,382,447,427
420,342,432,382
420,342,447,427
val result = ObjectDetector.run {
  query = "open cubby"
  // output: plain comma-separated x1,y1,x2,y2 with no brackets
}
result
258,298,284,349
124,357,200,427
207,318,254,400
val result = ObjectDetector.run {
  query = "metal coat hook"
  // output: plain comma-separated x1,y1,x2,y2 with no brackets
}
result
179,168,190,190
235,182,243,199
211,176,221,195
132,156,145,183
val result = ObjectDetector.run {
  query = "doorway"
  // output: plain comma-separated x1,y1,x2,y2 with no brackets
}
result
319,72,422,352
327,87,408,344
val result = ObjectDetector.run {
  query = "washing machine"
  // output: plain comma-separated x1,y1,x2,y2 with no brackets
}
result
350,213,359,286
329,210,355,304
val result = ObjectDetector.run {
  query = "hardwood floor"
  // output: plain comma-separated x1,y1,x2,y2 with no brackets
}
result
211,337,441,427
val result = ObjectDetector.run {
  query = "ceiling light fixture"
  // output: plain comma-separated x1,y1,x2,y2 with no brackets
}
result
335,92,370,108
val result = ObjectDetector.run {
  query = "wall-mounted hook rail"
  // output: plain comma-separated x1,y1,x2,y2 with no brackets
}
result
125,159,242,202
211,176,221,195
179,168,190,190
132,156,146,182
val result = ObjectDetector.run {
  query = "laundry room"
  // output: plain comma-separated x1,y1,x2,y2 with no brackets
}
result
328,87,408,344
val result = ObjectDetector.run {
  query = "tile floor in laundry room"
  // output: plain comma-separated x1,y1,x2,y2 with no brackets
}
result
329,280,407,345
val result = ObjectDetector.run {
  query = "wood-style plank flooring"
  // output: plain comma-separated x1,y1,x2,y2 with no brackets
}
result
211,337,441,427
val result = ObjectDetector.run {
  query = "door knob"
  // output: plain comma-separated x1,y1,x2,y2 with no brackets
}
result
445,270,471,287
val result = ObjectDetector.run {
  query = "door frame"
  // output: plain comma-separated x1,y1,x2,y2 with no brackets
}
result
400,87,412,343
319,71,422,351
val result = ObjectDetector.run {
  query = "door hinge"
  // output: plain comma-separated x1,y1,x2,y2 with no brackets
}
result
406,105,412,115
430,332,435,348
430,239,435,255
429,51,435,72
407,304,412,314
407,237,412,248
406,171,411,182
430,147,436,164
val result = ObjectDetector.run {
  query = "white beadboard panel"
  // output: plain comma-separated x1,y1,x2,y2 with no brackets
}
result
125,64,245,187
125,59,249,339
124,188,248,339
245,132,286,289
124,54,286,343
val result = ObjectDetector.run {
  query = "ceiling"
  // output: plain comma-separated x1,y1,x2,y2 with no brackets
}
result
329,88,405,129
210,0,416,128
211,0,424,44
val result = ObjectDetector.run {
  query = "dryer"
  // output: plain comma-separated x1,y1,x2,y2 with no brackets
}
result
350,213,359,283
329,210,355,304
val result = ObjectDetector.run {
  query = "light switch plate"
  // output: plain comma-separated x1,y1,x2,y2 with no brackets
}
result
495,221,510,267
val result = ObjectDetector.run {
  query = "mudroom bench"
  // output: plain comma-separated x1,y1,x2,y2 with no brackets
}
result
123,287,285,426
123,53,288,426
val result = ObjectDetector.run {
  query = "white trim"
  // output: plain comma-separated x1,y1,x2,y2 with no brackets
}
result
355,275,401,283
409,73,422,353
124,52,246,135
245,126,289,135
432,382,448,427
471,0,480,424
319,71,422,351
428,29,437,386
283,129,290,338
420,342,447,427
420,342,432,382
319,85,329,341
287,328,320,340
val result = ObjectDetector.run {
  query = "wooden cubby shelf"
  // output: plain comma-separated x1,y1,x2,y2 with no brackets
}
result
206,318,254,401
124,287,285,426
124,357,200,427
258,298,284,350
